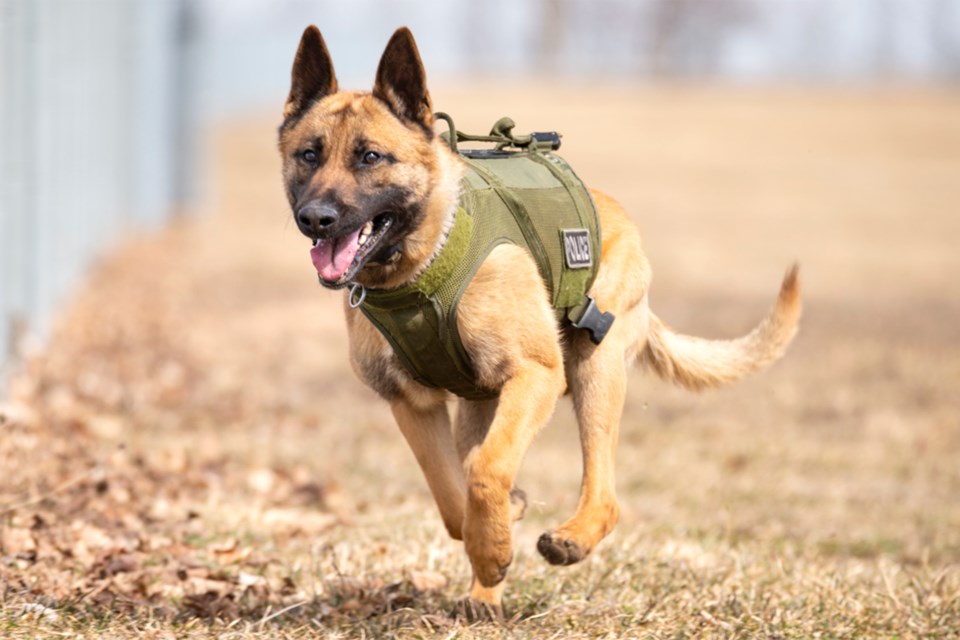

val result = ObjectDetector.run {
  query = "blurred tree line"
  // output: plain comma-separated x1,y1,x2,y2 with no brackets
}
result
459,0,960,79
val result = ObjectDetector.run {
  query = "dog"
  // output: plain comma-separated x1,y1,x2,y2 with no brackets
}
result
278,26,800,618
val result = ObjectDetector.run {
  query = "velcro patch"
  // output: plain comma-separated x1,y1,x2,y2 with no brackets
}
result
562,228,592,269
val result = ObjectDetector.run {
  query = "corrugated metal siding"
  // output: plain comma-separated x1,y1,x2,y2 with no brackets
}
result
1,0,192,383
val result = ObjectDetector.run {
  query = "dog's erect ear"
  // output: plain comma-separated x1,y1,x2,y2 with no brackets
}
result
284,26,338,120
373,27,433,132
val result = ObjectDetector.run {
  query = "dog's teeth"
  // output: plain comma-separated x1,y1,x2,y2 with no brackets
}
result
358,220,375,246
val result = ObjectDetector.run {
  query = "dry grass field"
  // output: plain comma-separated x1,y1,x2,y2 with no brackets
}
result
2,83,959,638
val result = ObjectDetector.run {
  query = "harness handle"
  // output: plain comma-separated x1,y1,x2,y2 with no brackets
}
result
435,112,562,154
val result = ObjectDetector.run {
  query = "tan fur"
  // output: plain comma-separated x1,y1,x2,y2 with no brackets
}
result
640,265,801,391
280,27,801,617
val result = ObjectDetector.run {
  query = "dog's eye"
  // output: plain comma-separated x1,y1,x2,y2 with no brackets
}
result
301,149,318,165
362,150,382,166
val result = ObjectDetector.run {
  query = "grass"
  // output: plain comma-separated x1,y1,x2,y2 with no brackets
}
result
2,83,960,638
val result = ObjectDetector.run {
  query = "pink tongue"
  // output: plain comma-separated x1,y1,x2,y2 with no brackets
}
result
310,226,364,282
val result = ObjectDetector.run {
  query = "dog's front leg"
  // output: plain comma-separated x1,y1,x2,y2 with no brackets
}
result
390,398,466,540
461,364,565,597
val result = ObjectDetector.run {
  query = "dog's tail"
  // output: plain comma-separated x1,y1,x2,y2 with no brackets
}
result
639,265,801,392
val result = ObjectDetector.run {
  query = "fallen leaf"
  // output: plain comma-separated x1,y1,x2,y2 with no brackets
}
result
210,537,238,554
187,576,234,597
237,571,266,588
2,527,37,556
262,508,337,535
407,569,447,593
21,603,60,622
103,552,139,576
246,468,276,494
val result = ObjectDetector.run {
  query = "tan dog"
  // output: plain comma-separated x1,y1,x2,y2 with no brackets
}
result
278,26,800,617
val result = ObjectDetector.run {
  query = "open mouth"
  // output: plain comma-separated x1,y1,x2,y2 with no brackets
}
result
310,212,394,287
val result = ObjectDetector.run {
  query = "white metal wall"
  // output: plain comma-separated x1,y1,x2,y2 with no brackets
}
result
1,0,192,380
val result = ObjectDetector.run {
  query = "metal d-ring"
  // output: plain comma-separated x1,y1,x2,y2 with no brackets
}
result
348,283,367,308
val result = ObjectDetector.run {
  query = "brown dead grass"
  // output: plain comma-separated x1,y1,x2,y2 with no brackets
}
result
2,83,960,638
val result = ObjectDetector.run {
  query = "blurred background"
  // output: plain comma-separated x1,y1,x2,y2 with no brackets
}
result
2,1,960,633
2,0,959,376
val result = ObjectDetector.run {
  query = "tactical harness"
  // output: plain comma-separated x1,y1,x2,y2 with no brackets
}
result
352,114,615,400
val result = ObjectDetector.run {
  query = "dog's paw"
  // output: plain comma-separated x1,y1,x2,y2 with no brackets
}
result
468,550,512,588
451,597,504,623
537,531,588,566
509,487,528,522
463,504,514,587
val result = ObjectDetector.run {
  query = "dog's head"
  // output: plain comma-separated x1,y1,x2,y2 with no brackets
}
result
279,27,460,290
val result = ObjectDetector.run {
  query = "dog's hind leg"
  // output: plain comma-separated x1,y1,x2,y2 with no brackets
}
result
537,333,629,566
390,399,467,540
535,193,650,565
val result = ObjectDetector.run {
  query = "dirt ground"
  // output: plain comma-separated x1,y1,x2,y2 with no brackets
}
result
2,83,959,638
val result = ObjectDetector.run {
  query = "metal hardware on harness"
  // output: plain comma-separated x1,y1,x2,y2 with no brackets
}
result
435,112,562,154
530,131,562,151
348,283,367,308
571,296,615,345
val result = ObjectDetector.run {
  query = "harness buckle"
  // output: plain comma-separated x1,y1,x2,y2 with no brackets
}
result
571,296,615,345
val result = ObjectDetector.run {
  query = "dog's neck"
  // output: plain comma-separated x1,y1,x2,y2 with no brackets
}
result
352,140,465,291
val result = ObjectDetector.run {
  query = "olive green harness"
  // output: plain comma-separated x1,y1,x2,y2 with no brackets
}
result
354,115,614,399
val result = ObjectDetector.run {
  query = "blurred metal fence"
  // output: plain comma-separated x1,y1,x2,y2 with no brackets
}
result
1,0,194,384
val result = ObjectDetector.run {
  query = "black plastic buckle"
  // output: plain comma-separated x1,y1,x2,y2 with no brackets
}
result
571,296,615,345
531,131,562,151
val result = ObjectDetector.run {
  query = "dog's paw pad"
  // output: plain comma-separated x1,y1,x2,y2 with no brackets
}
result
451,597,504,623
537,531,587,566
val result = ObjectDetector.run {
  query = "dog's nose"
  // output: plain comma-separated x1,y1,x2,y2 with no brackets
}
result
296,202,338,237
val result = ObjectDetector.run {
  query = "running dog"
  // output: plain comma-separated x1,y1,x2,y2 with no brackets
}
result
278,26,800,617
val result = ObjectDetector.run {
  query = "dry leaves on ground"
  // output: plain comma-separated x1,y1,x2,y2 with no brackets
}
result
0,229,453,636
